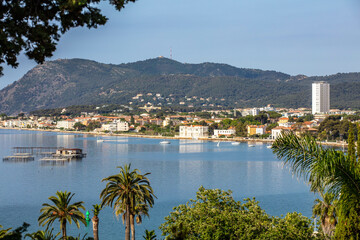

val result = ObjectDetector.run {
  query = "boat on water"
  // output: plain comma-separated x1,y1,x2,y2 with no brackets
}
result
160,141,171,144
96,138,104,143
248,144,255,147
266,145,272,149
231,142,240,145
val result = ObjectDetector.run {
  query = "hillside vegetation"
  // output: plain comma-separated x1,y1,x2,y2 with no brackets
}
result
0,57,359,114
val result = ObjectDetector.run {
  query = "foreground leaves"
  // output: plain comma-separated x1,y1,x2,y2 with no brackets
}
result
160,187,317,240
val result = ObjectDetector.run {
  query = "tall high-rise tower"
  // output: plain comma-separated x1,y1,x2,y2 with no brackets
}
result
312,81,330,114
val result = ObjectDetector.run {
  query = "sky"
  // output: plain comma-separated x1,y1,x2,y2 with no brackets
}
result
1,0,360,89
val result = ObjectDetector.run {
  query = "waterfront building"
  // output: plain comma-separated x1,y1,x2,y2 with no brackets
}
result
102,120,129,132
116,121,129,131
213,128,236,138
247,125,266,136
179,125,209,138
312,81,330,114
271,127,292,139
101,122,117,132
56,119,75,129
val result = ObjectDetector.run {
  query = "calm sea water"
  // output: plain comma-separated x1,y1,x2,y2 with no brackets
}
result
0,129,315,239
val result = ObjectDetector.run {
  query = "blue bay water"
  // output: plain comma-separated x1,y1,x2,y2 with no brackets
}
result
0,129,315,239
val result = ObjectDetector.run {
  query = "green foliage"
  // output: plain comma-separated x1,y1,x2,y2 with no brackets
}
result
0,0,137,76
254,111,268,124
312,187,337,238
358,123,360,159
317,116,349,141
86,121,101,132
66,234,93,240
335,205,360,239
348,122,356,163
235,122,247,136
38,191,86,240
272,132,360,239
143,230,157,240
266,122,278,131
194,112,212,119
92,204,102,217
0,222,29,240
100,164,155,240
74,122,86,131
160,186,316,240
25,228,59,240
4,58,360,114
0,225,11,239
297,114,315,122
267,111,282,119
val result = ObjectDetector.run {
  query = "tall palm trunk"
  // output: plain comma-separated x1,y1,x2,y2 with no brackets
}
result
130,214,135,240
322,217,336,238
92,215,99,240
125,204,130,240
61,220,67,240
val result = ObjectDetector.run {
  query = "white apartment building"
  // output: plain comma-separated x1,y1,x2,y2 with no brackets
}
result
251,108,260,116
312,81,330,114
102,121,129,132
179,125,209,138
56,120,75,129
213,129,236,138
116,121,129,131
101,122,117,132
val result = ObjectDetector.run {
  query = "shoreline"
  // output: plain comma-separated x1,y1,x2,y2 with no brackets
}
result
0,127,348,148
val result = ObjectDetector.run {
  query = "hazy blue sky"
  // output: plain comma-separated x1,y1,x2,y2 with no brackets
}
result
1,0,360,89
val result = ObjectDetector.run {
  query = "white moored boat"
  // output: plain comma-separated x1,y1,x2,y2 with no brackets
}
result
231,142,240,145
160,141,170,144
248,144,255,147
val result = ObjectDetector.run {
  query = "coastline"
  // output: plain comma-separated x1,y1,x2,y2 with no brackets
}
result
0,127,348,148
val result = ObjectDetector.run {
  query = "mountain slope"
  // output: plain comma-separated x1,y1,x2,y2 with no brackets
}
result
0,57,359,114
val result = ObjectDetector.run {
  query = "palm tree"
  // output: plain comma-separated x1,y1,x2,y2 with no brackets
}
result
272,132,360,237
116,201,150,240
25,228,59,240
142,230,156,240
92,204,102,240
38,191,86,240
100,164,155,240
312,187,338,238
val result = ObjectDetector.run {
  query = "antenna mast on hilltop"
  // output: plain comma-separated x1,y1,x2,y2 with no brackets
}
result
170,47,172,60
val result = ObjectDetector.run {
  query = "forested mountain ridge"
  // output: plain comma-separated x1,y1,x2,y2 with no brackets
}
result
0,57,359,114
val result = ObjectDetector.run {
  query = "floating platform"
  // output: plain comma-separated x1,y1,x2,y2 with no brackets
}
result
3,156,35,162
40,157,71,161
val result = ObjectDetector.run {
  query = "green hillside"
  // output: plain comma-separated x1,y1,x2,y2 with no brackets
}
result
0,57,359,114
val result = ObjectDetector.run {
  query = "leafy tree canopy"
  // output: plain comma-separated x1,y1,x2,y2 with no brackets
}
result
0,0,136,76
160,187,317,240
